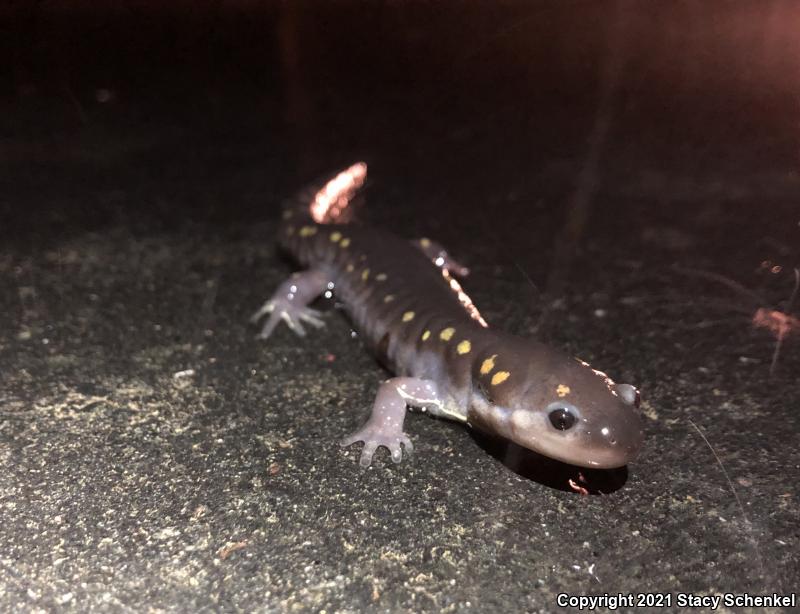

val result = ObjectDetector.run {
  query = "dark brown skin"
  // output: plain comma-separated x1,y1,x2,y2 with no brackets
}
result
254,164,644,468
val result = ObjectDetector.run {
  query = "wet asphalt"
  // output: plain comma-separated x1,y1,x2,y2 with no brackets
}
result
1,3,799,612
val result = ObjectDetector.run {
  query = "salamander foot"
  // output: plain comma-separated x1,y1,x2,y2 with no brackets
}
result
251,298,325,339
339,377,441,467
341,427,414,467
251,269,331,339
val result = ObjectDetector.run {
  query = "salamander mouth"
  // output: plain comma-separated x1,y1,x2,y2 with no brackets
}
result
574,432,644,468
468,400,644,468
531,441,636,469
511,426,643,469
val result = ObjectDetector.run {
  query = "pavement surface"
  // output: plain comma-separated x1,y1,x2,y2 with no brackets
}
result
1,3,799,612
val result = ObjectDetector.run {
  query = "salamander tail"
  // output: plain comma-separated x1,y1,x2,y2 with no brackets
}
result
282,162,367,226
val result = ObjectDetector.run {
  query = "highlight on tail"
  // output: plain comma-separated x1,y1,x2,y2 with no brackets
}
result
310,162,367,224
442,268,489,328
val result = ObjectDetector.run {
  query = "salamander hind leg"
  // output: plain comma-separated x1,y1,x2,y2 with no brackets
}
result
341,377,443,467
414,238,470,277
251,269,331,339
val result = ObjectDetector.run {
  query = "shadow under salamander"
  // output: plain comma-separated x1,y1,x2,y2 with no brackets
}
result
470,430,630,495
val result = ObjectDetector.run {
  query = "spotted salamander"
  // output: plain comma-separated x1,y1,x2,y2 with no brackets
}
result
252,163,644,468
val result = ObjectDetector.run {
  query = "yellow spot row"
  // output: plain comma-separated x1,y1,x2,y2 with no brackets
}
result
491,371,510,386
479,353,509,386
291,227,352,250
480,354,497,375
415,325,471,355
328,230,351,248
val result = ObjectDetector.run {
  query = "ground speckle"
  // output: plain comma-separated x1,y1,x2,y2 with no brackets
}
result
2,3,799,612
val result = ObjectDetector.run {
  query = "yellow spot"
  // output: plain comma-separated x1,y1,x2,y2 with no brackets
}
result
439,327,455,341
421,330,431,341
285,225,295,236
556,384,571,397
361,268,370,281
491,371,510,386
384,294,395,303
339,238,351,248
346,263,355,272
480,354,497,375
402,311,415,322
299,226,317,237
376,273,387,281
282,210,293,220
457,340,471,355
420,237,431,248
330,231,342,243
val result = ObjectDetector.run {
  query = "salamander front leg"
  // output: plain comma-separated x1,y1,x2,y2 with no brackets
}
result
341,377,443,467
251,269,331,339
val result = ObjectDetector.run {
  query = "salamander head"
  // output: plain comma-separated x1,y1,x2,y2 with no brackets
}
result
467,342,644,468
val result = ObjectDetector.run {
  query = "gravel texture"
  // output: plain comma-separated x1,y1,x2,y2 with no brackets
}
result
1,3,799,612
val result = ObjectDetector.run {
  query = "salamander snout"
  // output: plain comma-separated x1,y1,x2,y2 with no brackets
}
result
514,374,644,468
467,345,645,469
534,391,644,469
591,396,644,464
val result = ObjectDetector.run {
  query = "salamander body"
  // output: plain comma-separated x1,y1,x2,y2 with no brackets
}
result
253,163,644,468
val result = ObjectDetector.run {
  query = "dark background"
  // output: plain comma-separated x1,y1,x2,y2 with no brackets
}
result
1,1,799,611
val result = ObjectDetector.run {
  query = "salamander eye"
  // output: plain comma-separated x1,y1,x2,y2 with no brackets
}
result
548,407,577,431
616,384,640,409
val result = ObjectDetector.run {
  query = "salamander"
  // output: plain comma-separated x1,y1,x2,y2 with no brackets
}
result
252,163,644,468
